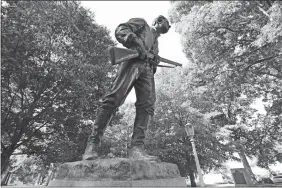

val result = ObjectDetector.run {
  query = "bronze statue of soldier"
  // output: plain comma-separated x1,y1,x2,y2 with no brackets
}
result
83,15,171,161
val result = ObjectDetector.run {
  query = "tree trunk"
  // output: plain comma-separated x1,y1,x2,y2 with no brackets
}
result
1,166,10,185
35,174,42,185
1,147,13,174
1,156,9,175
45,163,55,186
189,171,197,187
1,118,30,174
236,143,257,185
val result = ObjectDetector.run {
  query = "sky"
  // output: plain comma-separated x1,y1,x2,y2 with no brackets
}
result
80,1,188,102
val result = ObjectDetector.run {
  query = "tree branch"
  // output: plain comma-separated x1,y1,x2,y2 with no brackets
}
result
256,71,282,80
32,86,65,121
2,74,21,128
215,26,242,33
1,92,17,128
15,122,48,149
1,142,7,150
257,6,270,17
244,54,281,72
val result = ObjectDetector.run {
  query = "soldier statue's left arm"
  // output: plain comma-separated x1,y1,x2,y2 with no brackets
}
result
115,18,148,60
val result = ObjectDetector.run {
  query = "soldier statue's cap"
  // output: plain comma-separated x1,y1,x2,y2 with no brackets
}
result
152,15,171,29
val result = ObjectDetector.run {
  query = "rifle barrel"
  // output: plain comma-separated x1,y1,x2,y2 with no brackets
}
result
159,56,182,67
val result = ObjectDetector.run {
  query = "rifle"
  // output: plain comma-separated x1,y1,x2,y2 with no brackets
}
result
109,47,182,68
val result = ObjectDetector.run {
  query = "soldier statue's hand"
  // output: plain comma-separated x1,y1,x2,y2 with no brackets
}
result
136,46,147,60
131,36,147,60
153,55,160,65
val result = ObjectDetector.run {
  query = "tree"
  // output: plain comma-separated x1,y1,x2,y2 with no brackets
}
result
1,1,115,174
146,68,233,186
169,0,282,184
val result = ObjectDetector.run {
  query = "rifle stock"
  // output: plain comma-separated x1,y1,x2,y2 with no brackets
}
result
109,47,182,67
109,47,139,65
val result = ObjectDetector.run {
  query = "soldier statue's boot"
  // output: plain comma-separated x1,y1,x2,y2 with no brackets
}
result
128,145,160,162
82,136,100,160
82,108,114,160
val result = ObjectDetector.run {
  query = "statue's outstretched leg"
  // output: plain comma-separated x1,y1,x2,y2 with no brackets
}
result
128,63,159,162
129,109,159,161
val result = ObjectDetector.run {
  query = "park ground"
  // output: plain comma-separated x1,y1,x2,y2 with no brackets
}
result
2,185,282,188
2,182,282,188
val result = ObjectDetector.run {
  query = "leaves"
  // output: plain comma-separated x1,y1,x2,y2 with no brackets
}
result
169,0,282,172
145,68,232,175
1,1,116,172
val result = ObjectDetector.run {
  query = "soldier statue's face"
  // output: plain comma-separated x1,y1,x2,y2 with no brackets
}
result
157,19,171,34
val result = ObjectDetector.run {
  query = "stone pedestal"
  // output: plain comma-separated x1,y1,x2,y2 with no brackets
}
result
49,158,186,187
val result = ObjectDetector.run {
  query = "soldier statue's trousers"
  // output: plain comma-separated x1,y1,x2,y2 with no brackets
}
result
89,59,156,146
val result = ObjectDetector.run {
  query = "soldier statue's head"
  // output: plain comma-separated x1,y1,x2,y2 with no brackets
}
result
152,15,171,34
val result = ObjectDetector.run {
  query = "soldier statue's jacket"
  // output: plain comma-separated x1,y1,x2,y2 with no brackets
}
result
115,18,159,72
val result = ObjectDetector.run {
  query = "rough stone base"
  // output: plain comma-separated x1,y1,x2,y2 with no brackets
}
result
48,178,186,187
49,158,186,187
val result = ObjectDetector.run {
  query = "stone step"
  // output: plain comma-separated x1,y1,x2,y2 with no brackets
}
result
49,177,186,187
49,158,186,187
